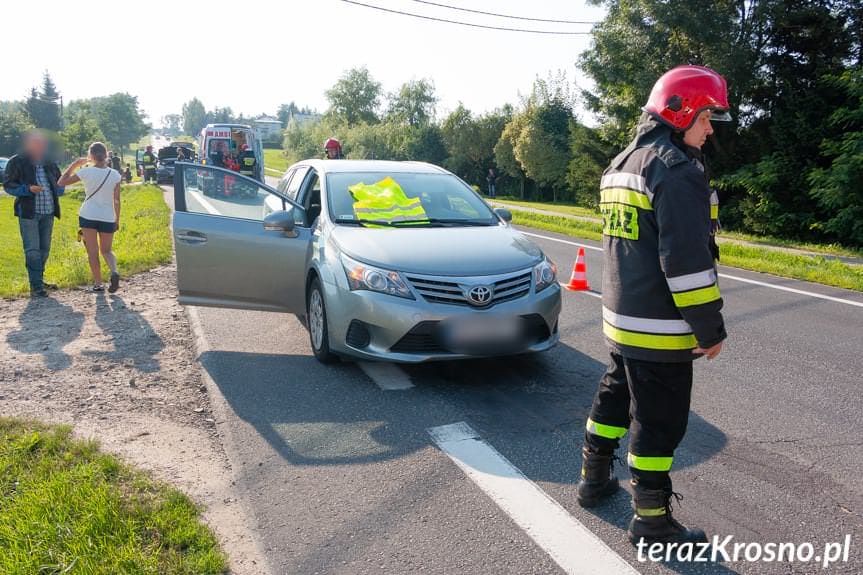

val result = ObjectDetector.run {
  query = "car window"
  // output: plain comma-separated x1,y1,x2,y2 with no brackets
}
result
285,166,309,201
180,165,274,222
326,171,497,227
300,171,322,226
277,169,295,194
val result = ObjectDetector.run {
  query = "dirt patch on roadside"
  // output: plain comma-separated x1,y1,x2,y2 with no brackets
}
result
0,264,268,575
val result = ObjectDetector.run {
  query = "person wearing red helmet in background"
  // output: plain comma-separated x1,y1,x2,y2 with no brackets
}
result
575,65,731,549
324,137,343,159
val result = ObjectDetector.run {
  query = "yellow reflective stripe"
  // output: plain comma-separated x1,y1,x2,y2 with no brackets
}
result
710,204,719,219
586,418,628,439
628,453,673,472
636,507,667,517
600,188,652,210
672,284,721,308
603,321,696,350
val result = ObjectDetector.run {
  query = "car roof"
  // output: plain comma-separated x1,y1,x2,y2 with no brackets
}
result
296,159,449,175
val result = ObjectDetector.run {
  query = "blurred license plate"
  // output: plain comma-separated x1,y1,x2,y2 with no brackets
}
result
440,316,524,354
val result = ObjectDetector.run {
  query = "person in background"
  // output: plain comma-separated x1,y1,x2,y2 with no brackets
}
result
123,164,132,183
108,150,122,172
141,145,157,183
176,147,186,162
58,142,123,293
486,168,498,198
324,137,343,159
2,130,65,297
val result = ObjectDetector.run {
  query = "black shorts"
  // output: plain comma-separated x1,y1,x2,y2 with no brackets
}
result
79,216,116,233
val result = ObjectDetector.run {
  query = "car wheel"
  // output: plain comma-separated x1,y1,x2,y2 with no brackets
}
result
307,277,339,364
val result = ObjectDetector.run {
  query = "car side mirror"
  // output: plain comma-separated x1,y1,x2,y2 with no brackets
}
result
494,208,513,223
263,208,297,237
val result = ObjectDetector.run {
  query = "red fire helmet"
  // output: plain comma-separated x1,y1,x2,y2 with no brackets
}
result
643,65,731,131
324,137,342,151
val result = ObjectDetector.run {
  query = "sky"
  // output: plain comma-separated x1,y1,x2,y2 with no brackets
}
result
2,0,606,128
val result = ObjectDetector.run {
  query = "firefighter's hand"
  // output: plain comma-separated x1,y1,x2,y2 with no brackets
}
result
29,185,44,193
694,341,723,360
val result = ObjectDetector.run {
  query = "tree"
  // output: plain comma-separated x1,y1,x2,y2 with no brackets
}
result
442,104,511,185
24,72,63,132
386,79,437,127
161,114,183,137
325,67,382,126
209,107,235,124
182,98,208,136
91,93,149,157
495,114,529,198
277,102,300,126
0,110,33,156
808,70,863,244
61,112,105,157
568,123,613,208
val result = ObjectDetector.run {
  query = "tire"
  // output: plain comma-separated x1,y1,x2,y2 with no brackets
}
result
307,277,339,364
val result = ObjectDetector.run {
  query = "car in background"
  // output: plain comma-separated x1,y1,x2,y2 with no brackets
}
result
171,160,561,364
0,157,8,183
156,144,196,184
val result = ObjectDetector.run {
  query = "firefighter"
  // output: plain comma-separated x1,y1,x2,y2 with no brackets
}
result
324,137,343,159
238,143,257,179
141,145,157,184
575,65,731,548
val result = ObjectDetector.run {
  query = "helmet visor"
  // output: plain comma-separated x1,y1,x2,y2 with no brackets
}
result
710,109,732,122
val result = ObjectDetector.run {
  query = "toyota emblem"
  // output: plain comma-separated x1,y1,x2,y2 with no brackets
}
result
467,285,493,306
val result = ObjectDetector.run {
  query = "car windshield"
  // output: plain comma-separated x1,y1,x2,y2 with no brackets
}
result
327,172,497,228
0,159,7,169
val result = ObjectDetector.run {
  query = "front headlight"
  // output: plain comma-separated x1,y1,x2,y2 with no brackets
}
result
340,254,414,299
533,258,557,292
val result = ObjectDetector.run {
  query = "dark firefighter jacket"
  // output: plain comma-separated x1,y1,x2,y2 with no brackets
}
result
600,117,726,362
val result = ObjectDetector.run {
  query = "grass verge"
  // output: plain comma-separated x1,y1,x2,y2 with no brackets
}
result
511,210,863,292
0,185,173,298
495,198,601,220
0,418,226,574
263,148,289,174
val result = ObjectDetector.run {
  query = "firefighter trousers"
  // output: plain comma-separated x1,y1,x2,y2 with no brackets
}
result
584,351,693,490
144,168,156,183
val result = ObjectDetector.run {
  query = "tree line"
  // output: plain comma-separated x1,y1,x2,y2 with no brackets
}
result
0,72,149,160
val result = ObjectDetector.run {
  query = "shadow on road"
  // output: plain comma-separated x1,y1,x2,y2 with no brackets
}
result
200,341,726,476
84,294,163,372
6,296,84,371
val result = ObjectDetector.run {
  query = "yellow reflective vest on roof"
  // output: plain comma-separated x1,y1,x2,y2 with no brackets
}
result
348,177,428,227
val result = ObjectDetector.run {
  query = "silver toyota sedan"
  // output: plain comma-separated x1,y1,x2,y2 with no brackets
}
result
172,159,561,363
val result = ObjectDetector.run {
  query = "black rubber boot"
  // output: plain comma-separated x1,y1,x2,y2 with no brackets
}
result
576,447,619,507
627,485,707,547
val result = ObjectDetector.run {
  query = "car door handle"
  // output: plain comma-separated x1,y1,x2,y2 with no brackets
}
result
176,231,207,244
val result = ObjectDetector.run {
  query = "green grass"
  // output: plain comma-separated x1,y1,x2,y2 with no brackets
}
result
494,198,601,220
263,149,289,174
0,418,227,574
0,185,173,298
511,209,863,292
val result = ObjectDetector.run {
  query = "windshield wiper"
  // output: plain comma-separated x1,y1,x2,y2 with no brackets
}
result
422,218,496,227
334,217,494,228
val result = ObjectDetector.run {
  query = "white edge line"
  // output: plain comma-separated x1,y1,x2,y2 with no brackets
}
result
428,422,639,575
717,272,863,308
524,230,863,309
187,189,221,216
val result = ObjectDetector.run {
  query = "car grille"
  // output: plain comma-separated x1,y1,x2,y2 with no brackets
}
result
405,270,533,307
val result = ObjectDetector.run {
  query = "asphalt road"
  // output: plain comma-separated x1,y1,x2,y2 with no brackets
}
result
174,181,863,575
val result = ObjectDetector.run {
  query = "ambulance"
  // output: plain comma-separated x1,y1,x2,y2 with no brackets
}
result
197,123,264,182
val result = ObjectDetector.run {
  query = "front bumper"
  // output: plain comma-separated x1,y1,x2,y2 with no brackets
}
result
324,272,562,363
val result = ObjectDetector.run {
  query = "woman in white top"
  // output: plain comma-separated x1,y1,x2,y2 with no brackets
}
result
58,142,123,292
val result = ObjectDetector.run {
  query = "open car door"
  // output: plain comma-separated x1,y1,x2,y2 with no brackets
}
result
172,163,310,313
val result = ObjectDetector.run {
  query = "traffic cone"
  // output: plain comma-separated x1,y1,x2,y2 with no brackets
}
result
564,247,590,291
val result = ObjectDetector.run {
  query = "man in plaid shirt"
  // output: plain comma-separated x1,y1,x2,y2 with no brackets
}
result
2,131,65,296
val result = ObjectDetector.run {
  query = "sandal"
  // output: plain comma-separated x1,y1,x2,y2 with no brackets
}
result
108,272,120,293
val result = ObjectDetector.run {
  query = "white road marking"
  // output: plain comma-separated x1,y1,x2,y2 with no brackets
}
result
559,283,603,299
525,230,863,309
358,361,414,390
716,272,863,308
187,189,221,216
428,422,639,575
520,230,603,252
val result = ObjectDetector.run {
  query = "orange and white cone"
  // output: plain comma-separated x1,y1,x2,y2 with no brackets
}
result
564,247,590,291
